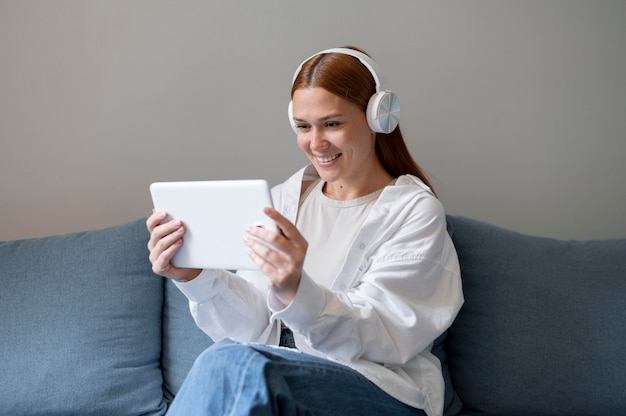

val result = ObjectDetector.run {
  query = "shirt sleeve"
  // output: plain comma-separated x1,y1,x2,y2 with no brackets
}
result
175,268,279,344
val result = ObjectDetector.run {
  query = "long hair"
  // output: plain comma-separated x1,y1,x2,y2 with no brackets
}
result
291,46,436,195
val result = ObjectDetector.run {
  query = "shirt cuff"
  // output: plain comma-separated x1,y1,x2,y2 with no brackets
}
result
173,269,224,303
268,271,325,330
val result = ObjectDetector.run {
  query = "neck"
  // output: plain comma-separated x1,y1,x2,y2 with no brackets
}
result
323,167,394,201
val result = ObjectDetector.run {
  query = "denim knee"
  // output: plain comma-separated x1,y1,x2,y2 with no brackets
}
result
193,338,240,366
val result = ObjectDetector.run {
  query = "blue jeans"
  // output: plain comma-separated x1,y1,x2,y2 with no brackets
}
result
167,339,426,416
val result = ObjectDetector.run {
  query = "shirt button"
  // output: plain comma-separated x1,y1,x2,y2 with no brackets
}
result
359,243,366,250
340,284,347,291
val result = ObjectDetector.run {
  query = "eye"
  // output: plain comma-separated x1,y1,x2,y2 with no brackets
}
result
295,123,310,131
326,121,341,128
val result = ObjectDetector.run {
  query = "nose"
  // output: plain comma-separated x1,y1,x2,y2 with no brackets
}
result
309,128,329,151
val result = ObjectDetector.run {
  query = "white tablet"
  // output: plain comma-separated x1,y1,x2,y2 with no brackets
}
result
149,180,276,270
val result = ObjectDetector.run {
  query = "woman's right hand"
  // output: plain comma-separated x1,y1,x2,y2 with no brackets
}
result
146,210,201,282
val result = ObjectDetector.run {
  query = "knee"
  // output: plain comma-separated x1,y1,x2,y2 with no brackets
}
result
191,339,256,372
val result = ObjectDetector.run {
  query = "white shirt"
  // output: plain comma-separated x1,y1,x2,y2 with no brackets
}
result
175,165,464,416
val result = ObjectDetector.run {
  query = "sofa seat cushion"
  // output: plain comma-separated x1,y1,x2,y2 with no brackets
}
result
445,215,626,416
0,219,166,415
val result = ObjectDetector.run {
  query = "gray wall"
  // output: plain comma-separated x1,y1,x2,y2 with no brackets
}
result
2,0,625,241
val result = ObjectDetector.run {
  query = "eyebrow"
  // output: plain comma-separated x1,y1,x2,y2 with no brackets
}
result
292,113,345,123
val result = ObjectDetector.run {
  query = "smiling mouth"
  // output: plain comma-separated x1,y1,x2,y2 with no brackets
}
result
316,153,341,163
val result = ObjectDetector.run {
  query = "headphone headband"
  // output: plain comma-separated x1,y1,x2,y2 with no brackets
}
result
291,48,385,92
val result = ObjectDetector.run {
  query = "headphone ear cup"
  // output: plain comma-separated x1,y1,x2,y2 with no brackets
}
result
366,91,400,134
287,100,297,133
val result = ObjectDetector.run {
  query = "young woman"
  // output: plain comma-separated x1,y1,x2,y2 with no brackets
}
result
147,47,463,416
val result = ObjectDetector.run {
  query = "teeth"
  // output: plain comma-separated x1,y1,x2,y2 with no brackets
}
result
316,154,340,163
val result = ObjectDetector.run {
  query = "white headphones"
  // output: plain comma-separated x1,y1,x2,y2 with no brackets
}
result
288,48,400,134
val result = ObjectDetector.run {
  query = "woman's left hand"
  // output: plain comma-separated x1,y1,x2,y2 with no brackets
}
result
244,207,308,306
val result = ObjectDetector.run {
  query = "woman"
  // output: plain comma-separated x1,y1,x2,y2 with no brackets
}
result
147,46,463,416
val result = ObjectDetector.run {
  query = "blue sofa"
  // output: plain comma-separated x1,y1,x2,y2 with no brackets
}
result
1,216,624,415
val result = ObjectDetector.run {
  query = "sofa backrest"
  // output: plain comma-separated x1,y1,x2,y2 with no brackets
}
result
443,215,626,416
161,278,215,400
0,219,167,415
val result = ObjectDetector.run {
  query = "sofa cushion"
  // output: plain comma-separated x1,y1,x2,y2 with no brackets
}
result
161,278,214,402
0,219,166,415
445,215,626,416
